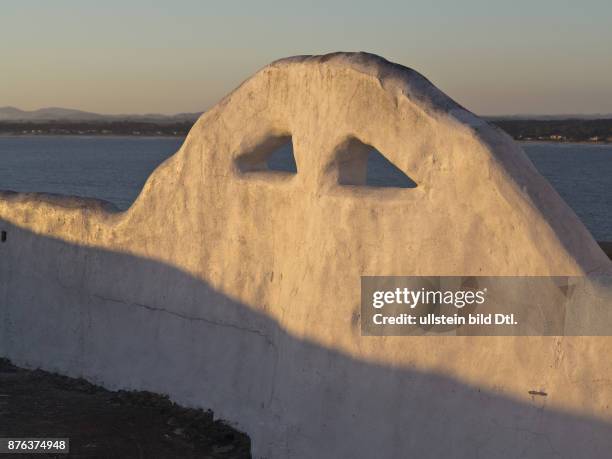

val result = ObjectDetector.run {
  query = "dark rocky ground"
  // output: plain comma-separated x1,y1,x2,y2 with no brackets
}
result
0,359,251,458
599,241,612,260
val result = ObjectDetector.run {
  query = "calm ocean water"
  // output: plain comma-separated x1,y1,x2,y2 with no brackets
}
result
0,136,610,240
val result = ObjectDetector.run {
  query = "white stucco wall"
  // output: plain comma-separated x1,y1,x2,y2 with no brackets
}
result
1,53,612,458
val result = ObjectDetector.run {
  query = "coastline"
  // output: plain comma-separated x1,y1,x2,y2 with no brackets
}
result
519,140,612,146
0,133,184,140
0,134,610,145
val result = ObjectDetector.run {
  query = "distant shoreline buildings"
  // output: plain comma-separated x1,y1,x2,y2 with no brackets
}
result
2,118,612,143
0,121,194,137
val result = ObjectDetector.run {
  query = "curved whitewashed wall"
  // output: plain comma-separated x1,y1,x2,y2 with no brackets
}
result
1,53,612,458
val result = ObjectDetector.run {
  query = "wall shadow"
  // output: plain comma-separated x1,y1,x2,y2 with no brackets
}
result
0,219,611,458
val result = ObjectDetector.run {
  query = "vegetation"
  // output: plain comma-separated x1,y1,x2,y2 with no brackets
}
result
0,121,193,137
1,118,612,143
490,118,612,143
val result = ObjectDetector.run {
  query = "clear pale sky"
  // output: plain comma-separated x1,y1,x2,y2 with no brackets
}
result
2,0,611,116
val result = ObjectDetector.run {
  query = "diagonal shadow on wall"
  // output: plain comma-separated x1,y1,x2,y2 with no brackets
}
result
0,219,611,458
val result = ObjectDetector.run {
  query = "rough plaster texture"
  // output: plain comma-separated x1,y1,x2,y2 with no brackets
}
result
1,53,612,458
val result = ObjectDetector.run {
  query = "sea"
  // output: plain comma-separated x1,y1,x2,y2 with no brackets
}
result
0,136,610,240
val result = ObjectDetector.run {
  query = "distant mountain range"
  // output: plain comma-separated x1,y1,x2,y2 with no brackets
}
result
2,106,611,141
0,106,202,123
2,106,612,124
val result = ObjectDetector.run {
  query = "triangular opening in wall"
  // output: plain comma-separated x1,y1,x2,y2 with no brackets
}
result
366,147,417,188
266,142,297,173
235,135,297,174
336,138,417,188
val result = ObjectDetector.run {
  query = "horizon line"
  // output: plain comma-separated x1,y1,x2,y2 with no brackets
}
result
3,105,612,120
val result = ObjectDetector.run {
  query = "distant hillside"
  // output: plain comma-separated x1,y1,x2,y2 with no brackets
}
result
0,106,104,122
0,106,201,123
1,107,612,142
491,118,612,142
0,120,194,137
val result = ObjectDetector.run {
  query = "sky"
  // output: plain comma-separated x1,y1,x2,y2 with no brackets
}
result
1,0,612,116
